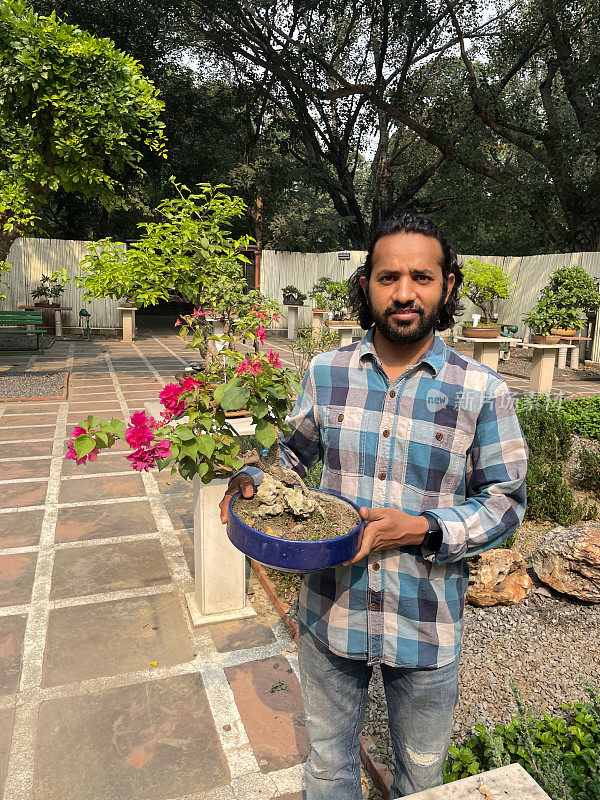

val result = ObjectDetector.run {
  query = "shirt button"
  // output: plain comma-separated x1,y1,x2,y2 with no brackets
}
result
435,432,444,441
389,390,396,398
369,602,379,611
378,472,386,481
337,413,344,422
372,562,381,571
382,429,390,438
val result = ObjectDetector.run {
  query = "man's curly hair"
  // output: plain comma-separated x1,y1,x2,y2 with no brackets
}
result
348,213,464,331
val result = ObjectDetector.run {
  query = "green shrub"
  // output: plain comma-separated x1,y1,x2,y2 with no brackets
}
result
578,448,600,497
526,458,597,525
516,396,574,464
560,397,600,441
444,684,600,800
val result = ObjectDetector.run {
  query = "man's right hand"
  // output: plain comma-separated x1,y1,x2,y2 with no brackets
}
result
219,474,255,524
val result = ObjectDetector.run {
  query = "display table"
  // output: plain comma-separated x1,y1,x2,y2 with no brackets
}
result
513,342,575,394
145,403,256,626
457,336,522,372
118,306,136,342
286,305,301,340
327,321,361,347
18,304,72,337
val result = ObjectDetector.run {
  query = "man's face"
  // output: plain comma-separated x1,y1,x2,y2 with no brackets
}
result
359,232,455,345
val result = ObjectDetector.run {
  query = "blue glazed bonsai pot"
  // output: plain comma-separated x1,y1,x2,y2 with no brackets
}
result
227,488,363,573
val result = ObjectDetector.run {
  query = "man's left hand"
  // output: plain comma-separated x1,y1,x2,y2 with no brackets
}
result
342,507,430,566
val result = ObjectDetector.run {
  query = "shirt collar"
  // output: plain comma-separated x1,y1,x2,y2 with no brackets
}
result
358,326,447,377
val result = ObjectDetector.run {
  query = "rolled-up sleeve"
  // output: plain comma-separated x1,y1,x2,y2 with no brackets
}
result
423,378,528,564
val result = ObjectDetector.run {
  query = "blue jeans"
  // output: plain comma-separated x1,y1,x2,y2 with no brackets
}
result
298,622,459,800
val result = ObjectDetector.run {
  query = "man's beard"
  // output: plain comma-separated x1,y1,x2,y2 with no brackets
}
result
369,294,444,345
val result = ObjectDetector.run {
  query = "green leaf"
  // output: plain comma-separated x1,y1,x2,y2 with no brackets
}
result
196,435,215,458
255,419,277,448
73,434,97,458
218,380,250,412
174,425,195,440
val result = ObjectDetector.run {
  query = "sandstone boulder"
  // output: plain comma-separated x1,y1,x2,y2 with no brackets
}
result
467,548,532,607
531,523,600,602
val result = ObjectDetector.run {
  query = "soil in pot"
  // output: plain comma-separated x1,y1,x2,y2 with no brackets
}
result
232,490,360,541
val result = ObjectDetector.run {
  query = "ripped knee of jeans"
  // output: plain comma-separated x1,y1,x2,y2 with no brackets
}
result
306,750,339,781
405,744,442,768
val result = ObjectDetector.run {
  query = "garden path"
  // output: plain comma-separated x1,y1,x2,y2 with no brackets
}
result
0,324,309,800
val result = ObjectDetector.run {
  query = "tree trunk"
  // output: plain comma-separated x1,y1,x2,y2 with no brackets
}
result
250,194,263,252
0,216,21,264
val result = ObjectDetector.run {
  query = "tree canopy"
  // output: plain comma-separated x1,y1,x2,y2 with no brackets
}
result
0,0,166,260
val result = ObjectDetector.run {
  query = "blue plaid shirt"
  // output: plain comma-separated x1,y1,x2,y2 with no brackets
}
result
248,328,528,668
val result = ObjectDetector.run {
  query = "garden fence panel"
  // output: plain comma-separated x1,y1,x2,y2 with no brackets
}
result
2,237,124,329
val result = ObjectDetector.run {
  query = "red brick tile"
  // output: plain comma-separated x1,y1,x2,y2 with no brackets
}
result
0,427,54,442
225,656,309,772
0,459,51,480
0,414,57,427
0,441,53,459
0,481,48,509
58,474,144,504
0,553,37,606
55,500,156,542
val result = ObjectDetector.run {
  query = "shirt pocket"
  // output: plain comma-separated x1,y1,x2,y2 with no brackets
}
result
404,420,473,497
323,405,368,476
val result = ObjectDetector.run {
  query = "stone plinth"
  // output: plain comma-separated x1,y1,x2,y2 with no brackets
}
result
118,307,136,343
397,763,551,800
287,305,300,340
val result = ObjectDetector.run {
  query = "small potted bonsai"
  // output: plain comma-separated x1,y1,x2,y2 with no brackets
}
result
523,299,584,344
541,265,600,336
309,277,353,321
31,270,67,306
460,258,513,338
282,285,306,306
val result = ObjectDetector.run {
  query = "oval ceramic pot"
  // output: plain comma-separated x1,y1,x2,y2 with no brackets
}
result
461,325,501,339
550,328,577,337
227,488,363,573
283,299,304,306
531,334,561,344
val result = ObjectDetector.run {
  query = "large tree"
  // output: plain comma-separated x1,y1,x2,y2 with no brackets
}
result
191,0,600,252
0,0,166,261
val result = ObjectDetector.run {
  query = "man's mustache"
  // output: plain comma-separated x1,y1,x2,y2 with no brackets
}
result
384,305,424,316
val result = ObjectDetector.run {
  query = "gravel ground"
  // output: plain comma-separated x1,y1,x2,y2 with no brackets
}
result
0,332,55,352
364,590,600,773
0,370,67,399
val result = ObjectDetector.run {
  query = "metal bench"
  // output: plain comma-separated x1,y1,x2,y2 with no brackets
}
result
0,311,46,354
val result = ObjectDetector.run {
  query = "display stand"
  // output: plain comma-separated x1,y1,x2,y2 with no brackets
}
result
19,304,72,337
118,307,136,342
312,309,327,338
456,336,522,372
327,321,361,347
286,305,300,340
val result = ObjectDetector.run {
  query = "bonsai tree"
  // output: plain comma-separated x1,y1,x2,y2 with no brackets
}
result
523,298,585,336
461,258,514,325
31,269,67,305
309,277,351,320
282,285,307,305
541,265,600,317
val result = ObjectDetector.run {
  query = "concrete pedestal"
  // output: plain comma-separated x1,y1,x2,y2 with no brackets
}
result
530,345,559,393
312,309,326,338
119,307,136,342
556,345,568,370
457,336,522,373
286,305,300,340
398,763,550,800
328,322,360,347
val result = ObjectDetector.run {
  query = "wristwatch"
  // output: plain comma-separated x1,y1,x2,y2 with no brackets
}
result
421,513,443,552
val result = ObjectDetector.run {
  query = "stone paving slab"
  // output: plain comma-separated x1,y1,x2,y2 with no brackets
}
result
211,619,277,653
0,553,38,606
42,593,194,687
225,656,310,773
55,500,157,542
0,509,44,548
0,426,55,441
0,459,51,480
0,614,26,694
0,441,54,458
58,473,145,504
50,539,170,599
33,674,230,800
0,481,48,509
0,707,15,795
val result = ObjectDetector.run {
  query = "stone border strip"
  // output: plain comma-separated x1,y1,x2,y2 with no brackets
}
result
250,559,394,800
0,371,70,403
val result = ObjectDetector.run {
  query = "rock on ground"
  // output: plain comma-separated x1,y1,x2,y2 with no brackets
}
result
467,548,532,607
532,523,600,602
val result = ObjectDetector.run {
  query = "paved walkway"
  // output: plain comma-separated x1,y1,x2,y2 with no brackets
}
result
0,324,311,800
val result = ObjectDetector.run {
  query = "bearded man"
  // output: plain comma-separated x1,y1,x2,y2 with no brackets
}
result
221,213,528,799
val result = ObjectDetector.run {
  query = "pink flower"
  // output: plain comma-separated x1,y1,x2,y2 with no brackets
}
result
65,443,100,466
159,382,186,415
257,310,268,320
272,312,280,322
192,308,206,318
248,359,264,376
70,425,89,438
267,350,282,368
181,376,203,392
236,358,250,376
175,318,182,327
256,326,266,345
125,411,156,449
126,440,172,472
